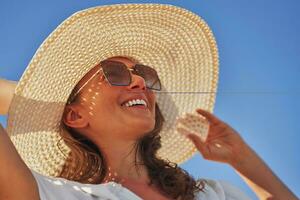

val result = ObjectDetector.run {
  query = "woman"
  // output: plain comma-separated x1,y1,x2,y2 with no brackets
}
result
0,4,297,200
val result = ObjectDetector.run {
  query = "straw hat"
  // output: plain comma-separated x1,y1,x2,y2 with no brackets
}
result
7,3,219,177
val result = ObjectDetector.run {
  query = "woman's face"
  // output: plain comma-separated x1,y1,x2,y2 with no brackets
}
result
64,57,156,142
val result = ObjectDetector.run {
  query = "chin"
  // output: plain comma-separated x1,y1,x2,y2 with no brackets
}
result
143,122,156,133
131,119,156,136
140,120,156,131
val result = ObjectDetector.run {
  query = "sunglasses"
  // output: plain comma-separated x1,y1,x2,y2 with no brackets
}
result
67,60,161,104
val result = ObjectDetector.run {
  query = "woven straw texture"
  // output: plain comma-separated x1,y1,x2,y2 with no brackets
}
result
7,3,219,177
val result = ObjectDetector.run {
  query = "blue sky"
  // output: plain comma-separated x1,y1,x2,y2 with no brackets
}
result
1,0,299,199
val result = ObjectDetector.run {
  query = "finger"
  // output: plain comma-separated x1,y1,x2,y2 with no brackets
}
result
185,135,224,161
183,132,209,155
185,113,207,122
176,126,197,137
208,121,227,133
176,117,187,126
205,121,232,140
176,123,208,141
206,131,229,143
196,108,221,125
177,112,225,140
176,114,206,127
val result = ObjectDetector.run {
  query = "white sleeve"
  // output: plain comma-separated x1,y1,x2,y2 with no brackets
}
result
30,169,94,200
195,179,252,200
218,180,252,200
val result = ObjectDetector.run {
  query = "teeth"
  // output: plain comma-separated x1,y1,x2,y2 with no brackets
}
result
124,99,147,107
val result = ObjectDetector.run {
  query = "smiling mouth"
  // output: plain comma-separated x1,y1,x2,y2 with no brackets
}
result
121,98,148,108
124,105,148,109
121,104,149,111
120,102,150,114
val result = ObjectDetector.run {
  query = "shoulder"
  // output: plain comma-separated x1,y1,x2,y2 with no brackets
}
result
195,179,252,200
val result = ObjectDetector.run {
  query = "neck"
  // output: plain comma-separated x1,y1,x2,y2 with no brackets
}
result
95,138,150,184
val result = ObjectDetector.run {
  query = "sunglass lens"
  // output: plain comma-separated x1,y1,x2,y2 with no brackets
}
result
134,65,161,90
101,61,131,86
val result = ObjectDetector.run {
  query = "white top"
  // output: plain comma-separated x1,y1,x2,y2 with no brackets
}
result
31,170,251,200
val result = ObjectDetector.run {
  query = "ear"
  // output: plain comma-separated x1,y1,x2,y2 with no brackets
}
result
63,104,89,129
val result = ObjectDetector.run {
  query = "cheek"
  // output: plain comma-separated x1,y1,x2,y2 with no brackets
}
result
148,91,156,113
79,83,122,125
78,80,114,121
79,83,102,117
88,98,128,135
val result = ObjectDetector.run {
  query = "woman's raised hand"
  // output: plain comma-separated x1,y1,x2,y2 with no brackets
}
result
177,108,298,199
0,79,17,115
177,108,247,165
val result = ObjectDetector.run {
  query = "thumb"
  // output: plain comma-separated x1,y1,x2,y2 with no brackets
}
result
177,127,208,155
187,133,209,155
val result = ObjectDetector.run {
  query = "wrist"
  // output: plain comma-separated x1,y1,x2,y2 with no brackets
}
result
229,142,260,171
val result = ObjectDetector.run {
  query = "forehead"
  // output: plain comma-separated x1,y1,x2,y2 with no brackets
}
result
75,57,137,90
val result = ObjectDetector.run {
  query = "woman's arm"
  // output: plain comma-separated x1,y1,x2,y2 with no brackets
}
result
177,108,298,200
0,79,17,115
0,124,40,200
231,144,298,200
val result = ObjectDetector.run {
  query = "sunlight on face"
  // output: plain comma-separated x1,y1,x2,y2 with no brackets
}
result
71,56,156,141
77,75,104,117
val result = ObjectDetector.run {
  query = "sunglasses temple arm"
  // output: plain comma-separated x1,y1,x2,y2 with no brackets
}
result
68,68,102,103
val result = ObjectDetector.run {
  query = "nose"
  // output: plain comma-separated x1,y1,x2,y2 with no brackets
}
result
127,73,146,91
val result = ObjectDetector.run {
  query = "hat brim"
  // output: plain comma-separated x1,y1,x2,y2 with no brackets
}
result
7,3,218,176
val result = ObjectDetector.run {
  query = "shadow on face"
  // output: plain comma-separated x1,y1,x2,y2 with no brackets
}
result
63,56,157,143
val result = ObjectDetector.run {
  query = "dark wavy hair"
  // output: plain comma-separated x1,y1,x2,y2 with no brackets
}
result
57,56,204,200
